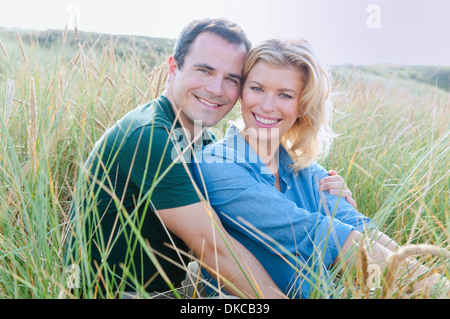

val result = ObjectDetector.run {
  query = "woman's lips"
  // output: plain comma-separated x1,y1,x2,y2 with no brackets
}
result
252,112,281,127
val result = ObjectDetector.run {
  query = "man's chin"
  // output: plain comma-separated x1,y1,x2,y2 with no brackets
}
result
195,119,217,128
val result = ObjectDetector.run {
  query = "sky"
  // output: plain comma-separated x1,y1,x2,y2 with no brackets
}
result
0,0,449,65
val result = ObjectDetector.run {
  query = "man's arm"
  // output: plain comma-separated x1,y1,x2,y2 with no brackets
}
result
156,202,285,299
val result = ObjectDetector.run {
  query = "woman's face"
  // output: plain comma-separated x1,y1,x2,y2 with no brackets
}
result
241,61,303,144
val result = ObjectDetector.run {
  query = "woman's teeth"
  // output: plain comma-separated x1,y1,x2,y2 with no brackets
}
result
255,114,279,125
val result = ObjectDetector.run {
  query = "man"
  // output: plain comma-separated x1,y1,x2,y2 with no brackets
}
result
66,18,353,299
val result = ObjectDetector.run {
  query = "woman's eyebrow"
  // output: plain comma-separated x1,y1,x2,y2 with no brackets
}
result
248,80,298,94
247,80,263,87
279,88,298,94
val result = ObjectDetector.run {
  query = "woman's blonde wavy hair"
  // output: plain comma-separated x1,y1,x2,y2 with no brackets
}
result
242,38,335,171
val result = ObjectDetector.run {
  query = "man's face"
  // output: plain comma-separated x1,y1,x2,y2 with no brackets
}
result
167,31,247,134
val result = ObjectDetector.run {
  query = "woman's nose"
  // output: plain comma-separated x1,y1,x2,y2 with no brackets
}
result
259,94,276,113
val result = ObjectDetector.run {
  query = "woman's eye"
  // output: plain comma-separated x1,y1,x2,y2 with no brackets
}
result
250,86,262,92
280,93,293,99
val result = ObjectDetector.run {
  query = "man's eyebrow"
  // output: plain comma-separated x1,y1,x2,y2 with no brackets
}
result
194,63,215,71
228,73,242,82
194,63,242,82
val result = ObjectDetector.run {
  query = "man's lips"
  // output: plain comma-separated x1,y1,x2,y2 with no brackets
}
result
196,96,224,108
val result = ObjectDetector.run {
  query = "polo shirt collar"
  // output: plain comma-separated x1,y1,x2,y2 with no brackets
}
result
159,95,215,146
159,95,178,127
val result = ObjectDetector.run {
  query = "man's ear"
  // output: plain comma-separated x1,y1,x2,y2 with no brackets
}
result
168,55,178,79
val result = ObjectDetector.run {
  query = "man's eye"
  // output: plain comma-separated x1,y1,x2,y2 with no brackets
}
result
227,78,239,85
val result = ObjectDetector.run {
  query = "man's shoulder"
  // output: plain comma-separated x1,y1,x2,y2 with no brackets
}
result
120,96,174,130
107,96,174,146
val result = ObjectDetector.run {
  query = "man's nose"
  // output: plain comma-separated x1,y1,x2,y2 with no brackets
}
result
205,75,225,97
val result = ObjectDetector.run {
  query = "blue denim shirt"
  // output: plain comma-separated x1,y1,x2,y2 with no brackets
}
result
192,125,371,298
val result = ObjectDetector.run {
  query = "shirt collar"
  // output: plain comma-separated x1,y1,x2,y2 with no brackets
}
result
158,95,177,126
160,95,216,145
224,124,295,179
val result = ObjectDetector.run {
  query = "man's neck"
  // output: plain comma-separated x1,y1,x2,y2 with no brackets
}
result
162,90,203,142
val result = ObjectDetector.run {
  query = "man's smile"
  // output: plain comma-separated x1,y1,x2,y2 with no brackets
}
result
196,96,224,108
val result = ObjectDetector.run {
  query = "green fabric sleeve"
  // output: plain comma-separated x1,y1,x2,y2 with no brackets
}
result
118,125,201,210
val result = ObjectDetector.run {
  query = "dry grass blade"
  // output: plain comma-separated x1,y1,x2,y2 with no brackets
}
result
109,44,117,71
154,65,167,97
0,39,9,61
78,43,88,85
62,23,68,45
382,244,450,298
4,80,15,125
28,76,38,177
357,242,370,298
16,32,28,65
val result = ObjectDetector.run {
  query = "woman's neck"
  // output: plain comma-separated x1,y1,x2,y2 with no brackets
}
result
239,128,280,173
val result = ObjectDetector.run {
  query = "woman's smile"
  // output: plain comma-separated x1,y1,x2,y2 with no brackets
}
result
252,112,282,127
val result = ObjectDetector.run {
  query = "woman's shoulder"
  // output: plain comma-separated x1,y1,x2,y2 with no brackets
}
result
195,133,245,165
192,139,250,186
307,162,327,174
293,161,329,183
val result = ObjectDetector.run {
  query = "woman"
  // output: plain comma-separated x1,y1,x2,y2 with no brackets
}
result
192,39,446,298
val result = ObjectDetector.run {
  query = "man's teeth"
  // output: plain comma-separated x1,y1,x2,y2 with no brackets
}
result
255,114,278,125
199,98,220,107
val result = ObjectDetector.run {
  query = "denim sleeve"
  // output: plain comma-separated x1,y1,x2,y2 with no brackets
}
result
310,163,373,233
192,151,356,269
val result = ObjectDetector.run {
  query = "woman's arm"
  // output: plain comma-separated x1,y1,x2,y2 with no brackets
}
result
192,157,359,269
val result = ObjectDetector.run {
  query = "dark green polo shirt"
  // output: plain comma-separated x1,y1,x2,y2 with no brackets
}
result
68,95,215,293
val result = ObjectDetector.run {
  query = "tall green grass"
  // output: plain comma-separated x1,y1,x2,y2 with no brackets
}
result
328,66,449,247
0,29,448,298
0,29,170,298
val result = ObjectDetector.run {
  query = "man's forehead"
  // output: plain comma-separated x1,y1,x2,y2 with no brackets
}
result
190,32,247,58
185,33,247,71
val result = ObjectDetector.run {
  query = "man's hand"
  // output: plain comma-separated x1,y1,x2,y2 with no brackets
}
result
319,170,357,209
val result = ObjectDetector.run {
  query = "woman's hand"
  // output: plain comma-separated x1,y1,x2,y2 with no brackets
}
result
320,170,357,209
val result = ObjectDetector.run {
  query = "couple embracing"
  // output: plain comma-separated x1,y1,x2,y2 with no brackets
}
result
66,18,447,299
